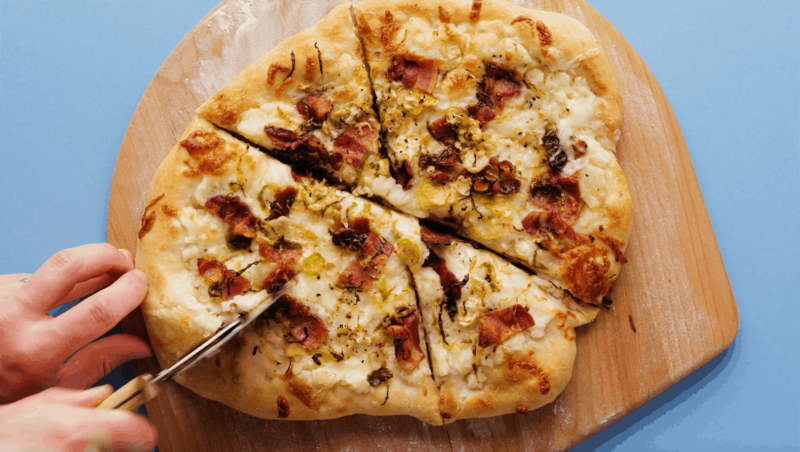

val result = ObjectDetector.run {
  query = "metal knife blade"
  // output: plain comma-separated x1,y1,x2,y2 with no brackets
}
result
151,281,295,384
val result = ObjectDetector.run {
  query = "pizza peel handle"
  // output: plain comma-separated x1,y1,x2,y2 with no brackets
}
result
92,282,295,411
94,375,158,411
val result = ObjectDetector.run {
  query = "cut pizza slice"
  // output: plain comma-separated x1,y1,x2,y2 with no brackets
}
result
137,118,440,423
410,224,598,422
353,0,633,304
196,2,379,186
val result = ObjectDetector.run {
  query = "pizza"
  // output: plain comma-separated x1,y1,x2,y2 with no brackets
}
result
136,0,632,425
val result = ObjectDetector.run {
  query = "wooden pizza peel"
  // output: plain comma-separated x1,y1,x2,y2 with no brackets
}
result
106,0,739,450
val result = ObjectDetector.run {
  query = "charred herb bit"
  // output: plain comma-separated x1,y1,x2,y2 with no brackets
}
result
367,367,394,386
330,228,369,252
225,228,253,251
314,42,324,75
285,51,296,81
543,124,566,173
312,353,323,365
472,157,521,195
252,346,259,356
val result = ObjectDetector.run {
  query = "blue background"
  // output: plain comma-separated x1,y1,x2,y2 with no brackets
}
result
0,0,797,450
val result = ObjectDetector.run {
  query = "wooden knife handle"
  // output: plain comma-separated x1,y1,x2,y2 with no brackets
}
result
93,375,158,411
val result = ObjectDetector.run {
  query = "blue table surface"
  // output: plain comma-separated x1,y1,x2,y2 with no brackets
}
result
1,0,797,450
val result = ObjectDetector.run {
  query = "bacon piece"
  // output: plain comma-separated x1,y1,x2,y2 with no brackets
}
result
572,140,587,159
477,61,521,111
337,259,372,292
197,257,251,301
264,126,331,170
478,304,535,347
296,94,331,123
388,310,425,373
333,123,375,169
423,252,469,321
360,231,384,265
264,127,298,148
418,148,460,182
390,160,414,190
268,186,298,220
259,243,301,293
364,241,393,278
273,296,328,351
472,157,520,195
420,225,453,246
205,195,261,238
386,55,438,93
467,105,496,126
557,172,581,198
428,117,457,146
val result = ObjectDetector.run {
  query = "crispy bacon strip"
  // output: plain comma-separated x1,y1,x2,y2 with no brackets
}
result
205,195,261,238
273,296,328,351
478,304,535,347
388,309,425,373
332,218,394,290
477,61,521,111
466,105,496,126
390,160,414,190
197,257,251,301
296,94,331,123
418,148,460,182
420,225,453,246
386,55,438,93
333,122,377,169
427,117,457,146
268,186,298,220
258,243,301,293
337,259,372,292
423,252,469,321
264,126,332,170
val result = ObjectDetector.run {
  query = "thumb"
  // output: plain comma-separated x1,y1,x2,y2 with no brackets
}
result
24,385,113,407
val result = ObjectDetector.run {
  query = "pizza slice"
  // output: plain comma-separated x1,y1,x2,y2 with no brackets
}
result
410,224,598,422
196,2,380,187
137,118,440,423
353,0,633,305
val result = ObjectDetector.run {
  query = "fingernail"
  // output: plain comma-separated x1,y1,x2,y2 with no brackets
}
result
117,248,134,266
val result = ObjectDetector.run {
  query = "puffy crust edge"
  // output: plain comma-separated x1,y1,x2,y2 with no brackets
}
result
175,326,441,424
136,117,236,366
196,2,366,130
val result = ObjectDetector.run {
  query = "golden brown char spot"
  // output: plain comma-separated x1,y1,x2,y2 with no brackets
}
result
180,130,222,158
379,11,400,50
438,6,450,23
512,16,533,26
469,0,482,22
138,193,165,240
304,56,317,83
138,211,156,240
277,395,290,418
288,377,322,411
596,231,627,264
516,405,528,414
161,204,177,217
536,21,552,58
267,62,291,85
439,410,452,420
505,352,550,395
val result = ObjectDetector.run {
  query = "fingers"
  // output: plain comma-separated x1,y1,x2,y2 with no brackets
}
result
16,244,134,313
0,273,31,300
50,273,119,311
25,385,113,406
44,270,147,360
56,335,153,389
79,410,158,452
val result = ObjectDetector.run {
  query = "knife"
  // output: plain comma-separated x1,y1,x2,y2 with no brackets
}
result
93,281,295,411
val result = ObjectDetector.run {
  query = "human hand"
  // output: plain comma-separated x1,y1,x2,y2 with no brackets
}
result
0,385,157,451
0,243,153,403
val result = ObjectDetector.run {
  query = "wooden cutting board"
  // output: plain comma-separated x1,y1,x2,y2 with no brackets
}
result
106,0,739,450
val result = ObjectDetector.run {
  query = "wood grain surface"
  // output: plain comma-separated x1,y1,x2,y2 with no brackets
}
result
106,0,739,450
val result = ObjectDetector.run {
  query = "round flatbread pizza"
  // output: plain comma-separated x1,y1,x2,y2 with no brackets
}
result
137,0,632,425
